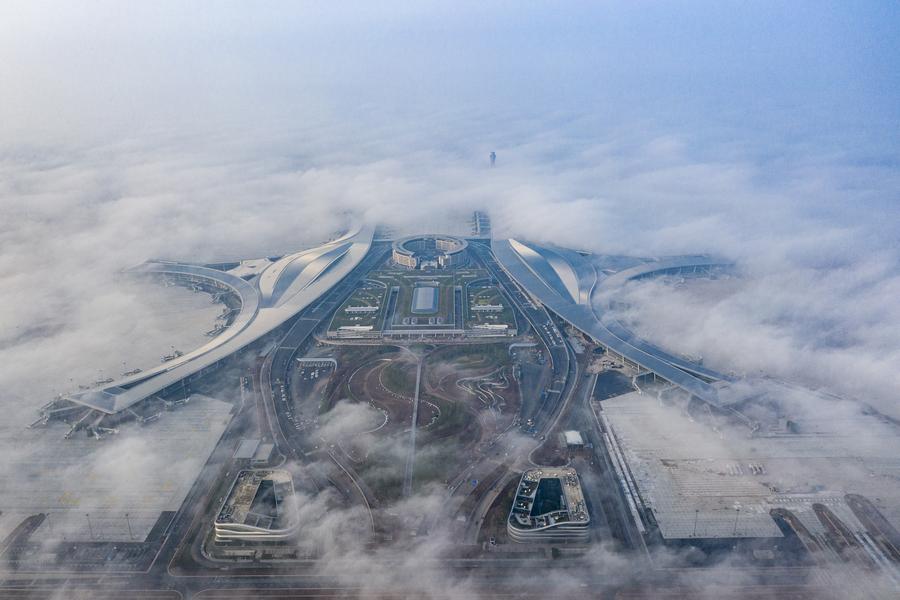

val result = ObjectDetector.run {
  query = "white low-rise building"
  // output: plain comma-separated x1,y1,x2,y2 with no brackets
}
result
507,467,590,543
214,470,300,542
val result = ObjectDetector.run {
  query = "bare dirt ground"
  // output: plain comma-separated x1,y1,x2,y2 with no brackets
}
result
299,342,524,504
424,344,521,447
319,346,419,502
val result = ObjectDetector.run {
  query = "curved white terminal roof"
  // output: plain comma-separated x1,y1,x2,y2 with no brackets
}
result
595,255,730,291
592,255,732,383
494,238,737,411
65,223,375,414
259,241,353,308
507,239,589,304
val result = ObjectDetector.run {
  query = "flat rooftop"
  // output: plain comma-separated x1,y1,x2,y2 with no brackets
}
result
411,285,439,314
509,467,590,530
0,394,232,542
600,391,900,540
234,438,260,460
216,470,296,531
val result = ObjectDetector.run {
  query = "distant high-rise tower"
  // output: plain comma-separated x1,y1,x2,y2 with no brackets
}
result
490,151,496,167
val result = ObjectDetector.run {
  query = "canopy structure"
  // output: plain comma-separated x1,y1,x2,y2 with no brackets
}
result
492,238,739,412
63,224,374,414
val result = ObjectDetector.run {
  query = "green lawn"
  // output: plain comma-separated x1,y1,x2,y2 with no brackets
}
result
466,284,516,329
329,281,387,330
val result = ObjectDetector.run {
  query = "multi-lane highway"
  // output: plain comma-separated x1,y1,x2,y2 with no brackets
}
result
457,242,582,542
0,239,800,599
470,242,572,431
259,245,391,527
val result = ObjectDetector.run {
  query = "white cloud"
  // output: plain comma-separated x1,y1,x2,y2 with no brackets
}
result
0,2,898,592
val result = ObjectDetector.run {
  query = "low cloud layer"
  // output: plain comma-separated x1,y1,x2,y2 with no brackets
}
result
0,2,898,596
610,253,900,419
2,118,896,414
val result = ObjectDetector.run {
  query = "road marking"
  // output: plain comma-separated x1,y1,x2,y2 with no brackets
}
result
401,358,424,497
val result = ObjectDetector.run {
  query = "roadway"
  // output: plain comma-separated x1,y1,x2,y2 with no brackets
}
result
0,241,827,597
83,245,390,586
401,357,424,497
259,245,391,528
460,242,580,544
470,242,571,430
467,242,647,555
490,239,755,423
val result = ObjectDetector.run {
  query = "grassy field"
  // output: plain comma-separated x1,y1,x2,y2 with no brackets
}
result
381,360,418,397
412,405,480,493
466,284,516,329
420,391,478,441
356,448,406,504
329,280,388,330
367,267,492,328
428,342,510,368
323,345,400,412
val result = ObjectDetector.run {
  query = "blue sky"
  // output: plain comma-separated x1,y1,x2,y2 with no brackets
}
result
1,1,898,150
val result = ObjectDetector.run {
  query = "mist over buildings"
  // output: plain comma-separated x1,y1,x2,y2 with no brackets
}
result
0,1,898,596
